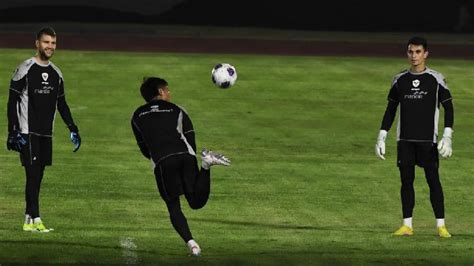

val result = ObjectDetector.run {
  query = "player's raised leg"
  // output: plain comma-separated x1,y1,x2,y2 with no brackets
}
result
182,150,230,210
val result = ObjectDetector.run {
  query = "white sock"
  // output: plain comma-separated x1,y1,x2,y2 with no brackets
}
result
33,217,42,224
436,218,445,227
403,217,413,228
24,214,32,224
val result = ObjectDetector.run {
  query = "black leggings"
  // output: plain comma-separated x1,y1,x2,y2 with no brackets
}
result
166,198,193,243
24,164,46,219
399,165,445,219
183,167,211,210
154,155,211,243
163,168,211,243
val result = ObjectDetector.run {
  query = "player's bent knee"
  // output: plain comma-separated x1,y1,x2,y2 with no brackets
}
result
188,200,206,210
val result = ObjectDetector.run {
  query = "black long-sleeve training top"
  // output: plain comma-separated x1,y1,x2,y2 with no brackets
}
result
380,67,453,142
131,99,196,164
7,57,76,137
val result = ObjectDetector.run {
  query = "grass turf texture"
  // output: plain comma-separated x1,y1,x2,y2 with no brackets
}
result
0,48,473,265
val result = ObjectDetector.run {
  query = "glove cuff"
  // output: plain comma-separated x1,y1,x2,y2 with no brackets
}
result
8,130,20,136
377,130,388,141
68,124,79,133
443,127,453,138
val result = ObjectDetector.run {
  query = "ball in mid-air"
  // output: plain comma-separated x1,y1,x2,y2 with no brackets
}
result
211,63,237,89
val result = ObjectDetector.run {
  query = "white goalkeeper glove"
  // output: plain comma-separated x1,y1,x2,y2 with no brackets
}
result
437,127,453,158
375,130,388,160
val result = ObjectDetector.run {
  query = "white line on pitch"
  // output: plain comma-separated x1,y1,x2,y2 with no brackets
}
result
120,236,138,265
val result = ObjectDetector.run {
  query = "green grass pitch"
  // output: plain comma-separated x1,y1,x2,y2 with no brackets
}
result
0,48,473,265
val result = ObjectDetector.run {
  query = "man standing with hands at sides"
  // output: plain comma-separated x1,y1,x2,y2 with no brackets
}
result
131,77,231,256
375,36,454,238
6,27,81,233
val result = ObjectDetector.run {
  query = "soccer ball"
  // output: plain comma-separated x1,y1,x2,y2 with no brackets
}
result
211,63,237,89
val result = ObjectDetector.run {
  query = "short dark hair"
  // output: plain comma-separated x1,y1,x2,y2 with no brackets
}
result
140,77,168,102
36,27,56,40
407,36,428,51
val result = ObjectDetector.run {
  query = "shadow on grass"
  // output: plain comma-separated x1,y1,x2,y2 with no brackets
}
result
1,235,471,265
0,238,359,266
0,239,126,251
190,217,388,233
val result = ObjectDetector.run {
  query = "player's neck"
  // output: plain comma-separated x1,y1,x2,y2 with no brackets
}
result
152,96,170,102
34,55,50,66
150,96,169,102
410,64,426,73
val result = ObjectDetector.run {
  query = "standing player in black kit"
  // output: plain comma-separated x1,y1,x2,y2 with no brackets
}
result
131,77,231,256
375,37,454,238
6,27,81,233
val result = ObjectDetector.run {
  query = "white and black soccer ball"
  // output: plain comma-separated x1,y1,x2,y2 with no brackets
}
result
211,63,237,89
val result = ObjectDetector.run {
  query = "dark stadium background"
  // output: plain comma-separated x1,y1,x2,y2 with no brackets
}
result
0,0,473,33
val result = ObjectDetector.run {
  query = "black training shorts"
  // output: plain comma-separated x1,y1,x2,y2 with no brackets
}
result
397,140,439,168
20,134,53,166
153,154,199,202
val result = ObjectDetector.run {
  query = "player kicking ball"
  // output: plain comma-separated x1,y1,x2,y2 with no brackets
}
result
131,77,230,256
375,37,454,238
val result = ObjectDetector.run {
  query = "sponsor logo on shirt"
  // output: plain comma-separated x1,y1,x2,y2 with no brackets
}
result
139,106,173,117
34,86,54,94
405,91,428,99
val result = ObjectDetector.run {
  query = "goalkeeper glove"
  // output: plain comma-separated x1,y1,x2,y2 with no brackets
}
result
69,125,81,152
6,131,27,152
437,127,453,158
375,130,387,160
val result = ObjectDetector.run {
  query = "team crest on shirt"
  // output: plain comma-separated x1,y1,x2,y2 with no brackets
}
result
42,72,49,81
412,79,420,88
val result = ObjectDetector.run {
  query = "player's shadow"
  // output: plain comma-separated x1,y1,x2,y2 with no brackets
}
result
0,239,119,251
191,218,474,237
189,217,387,233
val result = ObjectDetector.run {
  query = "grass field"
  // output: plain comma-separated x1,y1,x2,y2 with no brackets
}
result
0,48,473,265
